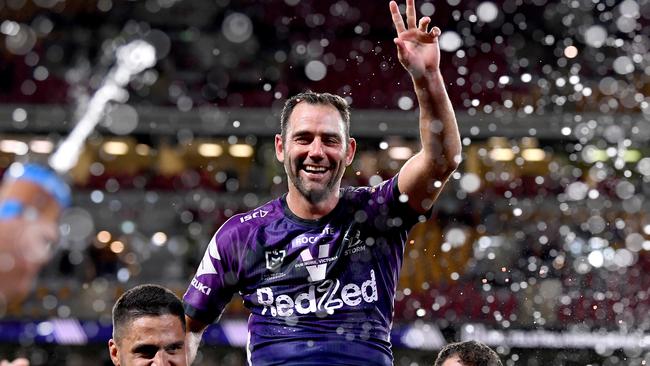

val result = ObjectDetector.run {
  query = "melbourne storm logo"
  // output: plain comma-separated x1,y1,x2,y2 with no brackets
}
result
265,249,286,272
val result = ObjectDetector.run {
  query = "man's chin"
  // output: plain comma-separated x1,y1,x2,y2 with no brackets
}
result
298,184,332,203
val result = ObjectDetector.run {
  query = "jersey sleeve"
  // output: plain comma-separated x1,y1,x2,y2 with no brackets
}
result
369,175,430,229
183,218,242,325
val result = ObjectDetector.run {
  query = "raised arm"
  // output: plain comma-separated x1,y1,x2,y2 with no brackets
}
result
389,0,462,214
185,315,209,365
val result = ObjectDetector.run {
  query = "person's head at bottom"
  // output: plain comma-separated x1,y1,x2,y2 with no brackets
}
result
434,340,503,366
109,284,187,366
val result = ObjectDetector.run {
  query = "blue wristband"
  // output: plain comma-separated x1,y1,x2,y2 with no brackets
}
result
0,199,23,219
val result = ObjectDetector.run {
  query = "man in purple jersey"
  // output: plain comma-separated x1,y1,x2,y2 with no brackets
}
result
183,0,461,364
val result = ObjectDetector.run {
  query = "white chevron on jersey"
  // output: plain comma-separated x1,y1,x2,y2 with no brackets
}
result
196,234,221,277
300,244,330,282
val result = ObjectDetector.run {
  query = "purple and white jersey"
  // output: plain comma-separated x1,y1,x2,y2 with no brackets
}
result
184,176,426,365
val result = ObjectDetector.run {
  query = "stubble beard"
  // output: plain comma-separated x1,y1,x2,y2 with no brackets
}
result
285,159,343,204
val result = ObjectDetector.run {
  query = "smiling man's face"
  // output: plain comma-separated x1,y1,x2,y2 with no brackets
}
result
276,102,356,204
108,314,186,366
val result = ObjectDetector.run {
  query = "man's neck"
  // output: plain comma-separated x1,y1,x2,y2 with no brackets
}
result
285,188,340,220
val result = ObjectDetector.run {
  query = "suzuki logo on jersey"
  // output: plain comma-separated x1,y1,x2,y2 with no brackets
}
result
191,278,212,295
265,250,286,271
256,270,378,317
299,244,331,282
240,209,268,223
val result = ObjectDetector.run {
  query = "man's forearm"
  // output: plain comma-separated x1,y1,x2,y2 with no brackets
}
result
413,71,462,174
186,331,203,365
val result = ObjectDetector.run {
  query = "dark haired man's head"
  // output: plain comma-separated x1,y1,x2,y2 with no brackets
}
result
112,284,185,340
275,91,356,204
434,340,502,366
109,284,187,366
280,91,351,143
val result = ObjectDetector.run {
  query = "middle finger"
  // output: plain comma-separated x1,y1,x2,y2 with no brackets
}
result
406,0,417,29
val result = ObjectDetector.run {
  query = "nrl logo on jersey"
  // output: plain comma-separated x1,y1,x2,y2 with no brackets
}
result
240,209,269,223
265,249,286,271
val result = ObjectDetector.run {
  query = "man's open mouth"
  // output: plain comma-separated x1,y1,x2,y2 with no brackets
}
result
303,165,328,173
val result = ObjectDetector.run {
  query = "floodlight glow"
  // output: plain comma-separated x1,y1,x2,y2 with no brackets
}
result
489,148,514,161
102,141,129,155
229,144,254,158
522,148,546,162
199,143,223,157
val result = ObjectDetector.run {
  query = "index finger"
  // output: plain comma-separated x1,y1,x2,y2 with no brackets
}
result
389,1,407,34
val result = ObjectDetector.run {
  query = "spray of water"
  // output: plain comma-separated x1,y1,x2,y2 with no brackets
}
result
48,40,156,174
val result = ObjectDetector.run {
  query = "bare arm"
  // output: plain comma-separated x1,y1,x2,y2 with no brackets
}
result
185,315,209,365
389,0,462,213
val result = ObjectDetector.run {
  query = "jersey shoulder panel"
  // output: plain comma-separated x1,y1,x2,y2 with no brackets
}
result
228,198,284,230
342,176,398,208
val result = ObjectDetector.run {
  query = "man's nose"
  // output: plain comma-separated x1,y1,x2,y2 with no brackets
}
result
151,351,169,366
308,139,325,159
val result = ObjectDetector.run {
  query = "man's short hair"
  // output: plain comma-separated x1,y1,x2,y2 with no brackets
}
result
280,91,351,141
111,284,185,341
434,340,503,366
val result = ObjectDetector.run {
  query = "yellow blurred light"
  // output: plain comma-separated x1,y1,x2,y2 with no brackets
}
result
135,143,151,156
624,150,642,163
110,240,125,254
588,149,608,162
521,148,546,162
489,148,515,161
388,146,413,160
29,139,54,154
198,143,223,157
102,141,129,155
0,139,28,155
229,144,254,158
97,230,112,244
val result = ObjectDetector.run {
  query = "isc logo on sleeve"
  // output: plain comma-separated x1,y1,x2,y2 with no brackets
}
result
240,209,269,223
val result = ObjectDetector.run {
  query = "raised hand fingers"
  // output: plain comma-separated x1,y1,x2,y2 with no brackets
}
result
418,17,431,32
406,0,417,29
389,1,407,33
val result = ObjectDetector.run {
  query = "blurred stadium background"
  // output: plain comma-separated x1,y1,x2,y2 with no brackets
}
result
1,0,650,365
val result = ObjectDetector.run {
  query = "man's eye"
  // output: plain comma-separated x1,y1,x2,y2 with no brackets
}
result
137,351,156,359
165,344,184,354
134,345,159,358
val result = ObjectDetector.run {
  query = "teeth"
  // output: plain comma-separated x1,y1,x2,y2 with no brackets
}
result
304,165,327,173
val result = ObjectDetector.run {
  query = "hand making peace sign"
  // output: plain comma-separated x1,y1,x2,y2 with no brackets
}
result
389,0,442,78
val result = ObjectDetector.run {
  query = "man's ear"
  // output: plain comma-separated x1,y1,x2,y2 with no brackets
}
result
275,134,285,163
345,137,357,166
108,339,120,366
